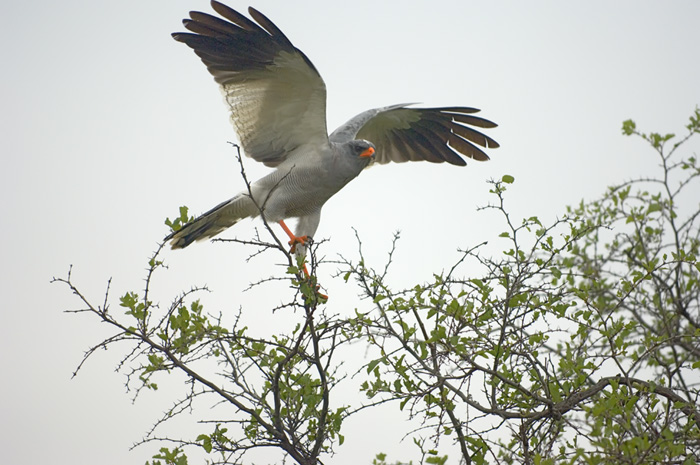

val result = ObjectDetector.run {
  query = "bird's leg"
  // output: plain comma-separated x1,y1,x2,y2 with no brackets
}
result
278,220,327,300
278,219,311,276
278,220,308,254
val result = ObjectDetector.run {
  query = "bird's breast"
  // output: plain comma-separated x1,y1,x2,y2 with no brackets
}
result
253,152,365,220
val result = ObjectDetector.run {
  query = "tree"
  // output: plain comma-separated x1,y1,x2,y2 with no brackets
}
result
55,108,700,464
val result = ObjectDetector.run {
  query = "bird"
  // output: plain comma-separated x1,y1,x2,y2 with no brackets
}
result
165,1,499,253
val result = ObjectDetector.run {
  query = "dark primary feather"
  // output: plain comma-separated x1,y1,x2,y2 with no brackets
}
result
173,2,318,80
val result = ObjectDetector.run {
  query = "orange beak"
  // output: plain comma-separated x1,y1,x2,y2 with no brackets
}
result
360,147,375,158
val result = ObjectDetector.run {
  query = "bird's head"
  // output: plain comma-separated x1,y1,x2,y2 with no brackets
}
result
350,139,376,161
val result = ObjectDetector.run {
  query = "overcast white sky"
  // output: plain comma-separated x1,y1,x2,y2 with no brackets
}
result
2,1,699,464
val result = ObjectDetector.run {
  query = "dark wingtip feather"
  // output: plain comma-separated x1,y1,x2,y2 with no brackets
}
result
211,0,259,31
248,7,287,40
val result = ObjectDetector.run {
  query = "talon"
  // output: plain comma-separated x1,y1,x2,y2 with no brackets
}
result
288,235,308,254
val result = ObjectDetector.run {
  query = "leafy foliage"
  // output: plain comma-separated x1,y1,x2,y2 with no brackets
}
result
165,206,194,232
55,109,700,464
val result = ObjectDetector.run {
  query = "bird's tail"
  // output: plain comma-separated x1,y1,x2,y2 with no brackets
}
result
165,193,257,249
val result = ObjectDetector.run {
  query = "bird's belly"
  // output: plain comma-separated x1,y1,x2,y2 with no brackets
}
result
278,184,336,217
254,170,340,220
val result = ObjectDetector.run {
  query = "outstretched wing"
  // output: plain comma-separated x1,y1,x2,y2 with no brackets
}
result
330,104,499,166
173,1,329,167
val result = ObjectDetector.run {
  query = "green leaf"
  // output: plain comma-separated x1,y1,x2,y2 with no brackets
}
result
621,119,636,135
367,358,382,374
196,434,213,453
502,174,515,184
164,206,193,232
647,202,662,214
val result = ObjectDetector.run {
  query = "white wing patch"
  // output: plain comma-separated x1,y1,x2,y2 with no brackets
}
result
219,51,329,166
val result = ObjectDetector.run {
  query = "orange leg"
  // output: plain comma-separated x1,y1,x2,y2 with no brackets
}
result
278,220,308,253
278,220,310,276
278,220,327,300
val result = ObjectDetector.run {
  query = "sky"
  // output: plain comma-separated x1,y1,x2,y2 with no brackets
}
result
2,1,699,464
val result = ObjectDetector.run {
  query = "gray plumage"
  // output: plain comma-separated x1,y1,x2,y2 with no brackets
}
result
165,1,499,250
